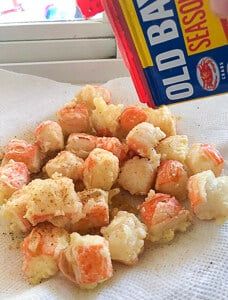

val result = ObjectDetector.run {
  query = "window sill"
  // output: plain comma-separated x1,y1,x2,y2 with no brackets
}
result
0,58,129,84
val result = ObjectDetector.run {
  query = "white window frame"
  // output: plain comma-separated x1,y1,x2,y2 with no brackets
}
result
0,20,114,41
0,17,128,83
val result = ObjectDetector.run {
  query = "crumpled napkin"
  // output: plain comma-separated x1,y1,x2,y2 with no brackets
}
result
0,69,227,300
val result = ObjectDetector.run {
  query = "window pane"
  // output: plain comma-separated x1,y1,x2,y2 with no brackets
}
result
0,0,102,23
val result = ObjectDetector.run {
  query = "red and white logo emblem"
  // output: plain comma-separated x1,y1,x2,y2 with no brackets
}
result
197,57,220,91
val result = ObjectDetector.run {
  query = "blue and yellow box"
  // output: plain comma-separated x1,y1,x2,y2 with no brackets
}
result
103,0,228,107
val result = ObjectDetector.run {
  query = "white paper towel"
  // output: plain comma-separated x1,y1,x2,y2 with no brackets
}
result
0,69,228,300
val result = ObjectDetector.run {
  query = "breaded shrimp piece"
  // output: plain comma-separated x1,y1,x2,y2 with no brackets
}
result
77,85,111,110
188,170,228,221
58,233,113,289
126,122,166,159
96,137,128,161
83,148,119,191
66,133,97,159
91,97,123,136
1,190,32,233
72,189,109,233
144,106,176,137
21,224,69,284
156,135,189,164
35,120,64,153
139,193,191,243
155,160,188,201
1,139,42,173
66,133,128,161
119,106,147,133
0,160,30,204
57,101,91,135
101,211,147,265
44,151,84,181
118,157,157,195
23,174,83,227
186,143,224,176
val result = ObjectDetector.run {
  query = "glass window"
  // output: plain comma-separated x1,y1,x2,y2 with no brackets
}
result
0,0,102,23
0,1,128,83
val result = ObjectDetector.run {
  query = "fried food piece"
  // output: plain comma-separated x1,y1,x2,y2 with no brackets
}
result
186,143,224,176
2,139,42,173
44,151,84,181
58,233,113,289
118,157,157,195
77,85,111,110
101,211,147,265
57,101,91,135
1,189,32,233
21,224,69,284
119,106,147,133
139,192,191,243
35,120,64,153
145,106,176,137
155,160,188,201
66,133,128,161
96,137,128,161
66,133,97,159
91,97,123,136
25,175,82,227
0,160,30,204
156,135,189,164
72,189,109,233
10,174,83,228
83,148,119,190
126,122,166,159
2,174,83,233
188,170,228,221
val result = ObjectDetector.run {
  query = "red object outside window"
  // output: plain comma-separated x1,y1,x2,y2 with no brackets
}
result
1,0,23,15
76,0,104,18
